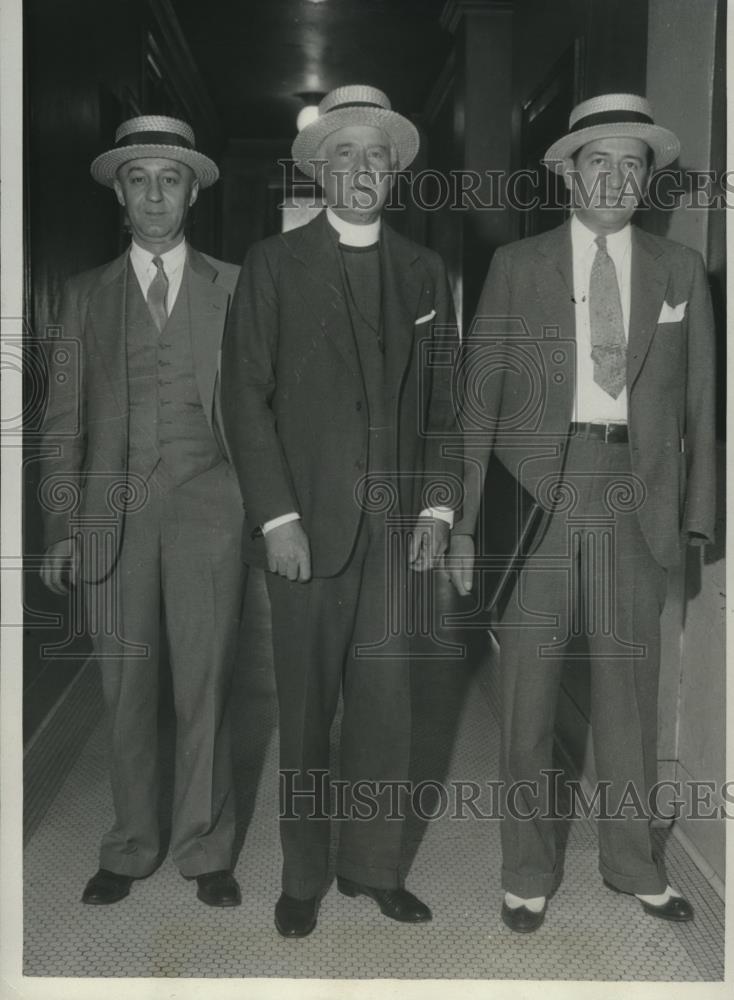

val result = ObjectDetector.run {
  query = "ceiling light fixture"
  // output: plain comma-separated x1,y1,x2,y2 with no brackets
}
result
295,90,326,132
296,105,320,132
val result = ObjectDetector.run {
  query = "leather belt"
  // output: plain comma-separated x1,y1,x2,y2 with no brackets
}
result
569,421,629,443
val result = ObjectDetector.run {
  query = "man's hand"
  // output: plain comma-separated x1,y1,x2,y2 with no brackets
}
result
264,520,312,582
408,517,450,572
446,533,475,596
39,537,79,595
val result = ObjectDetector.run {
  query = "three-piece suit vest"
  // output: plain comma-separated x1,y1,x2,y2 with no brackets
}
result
125,266,223,485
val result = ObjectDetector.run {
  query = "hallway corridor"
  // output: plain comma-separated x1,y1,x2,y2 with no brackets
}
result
22,572,724,982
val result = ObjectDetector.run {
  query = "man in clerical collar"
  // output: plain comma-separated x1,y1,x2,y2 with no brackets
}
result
449,93,715,932
39,116,245,910
222,84,460,937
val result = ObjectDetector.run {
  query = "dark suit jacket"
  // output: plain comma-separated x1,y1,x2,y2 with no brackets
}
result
39,246,241,580
221,211,460,577
459,220,716,570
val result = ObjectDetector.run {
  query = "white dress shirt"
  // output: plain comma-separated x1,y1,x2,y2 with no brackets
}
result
571,214,631,423
263,210,453,534
129,238,188,316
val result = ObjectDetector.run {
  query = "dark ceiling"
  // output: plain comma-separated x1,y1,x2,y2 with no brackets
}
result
172,0,453,141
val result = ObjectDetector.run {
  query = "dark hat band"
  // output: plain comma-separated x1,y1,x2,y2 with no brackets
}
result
325,100,387,113
116,130,194,150
570,109,654,132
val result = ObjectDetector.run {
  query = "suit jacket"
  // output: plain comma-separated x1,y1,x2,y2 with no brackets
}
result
221,211,460,577
459,220,716,570
39,246,241,580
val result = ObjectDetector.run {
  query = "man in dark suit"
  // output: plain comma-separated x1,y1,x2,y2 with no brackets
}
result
39,117,245,908
449,94,715,931
222,85,459,937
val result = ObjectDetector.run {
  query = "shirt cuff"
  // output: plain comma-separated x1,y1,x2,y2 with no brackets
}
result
418,506,455,528
262,512,301,535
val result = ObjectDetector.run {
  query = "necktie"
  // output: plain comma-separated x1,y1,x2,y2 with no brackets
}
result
589,235,626,399
147,256,169,332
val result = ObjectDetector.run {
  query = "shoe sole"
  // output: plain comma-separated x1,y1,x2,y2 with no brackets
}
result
337,881,432,922
640,902,694,922
81,897,130,905
196,890,241,907
274,917,316,938
81,890,130,905
603,880,693,922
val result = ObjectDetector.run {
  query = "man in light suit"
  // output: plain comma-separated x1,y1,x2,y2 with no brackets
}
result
449,94,715,931
39,117,245,908
222,85,459,937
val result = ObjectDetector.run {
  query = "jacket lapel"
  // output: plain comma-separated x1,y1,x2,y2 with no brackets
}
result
287,214,428,386
379,224,424,390
534,220,575,304
186,247,231,426
627,226,670,390
533,222,576,423
86,251,129,414
288,213,361,377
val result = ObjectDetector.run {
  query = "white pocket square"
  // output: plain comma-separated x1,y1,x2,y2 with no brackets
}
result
658,301,687,323
415,309,436,325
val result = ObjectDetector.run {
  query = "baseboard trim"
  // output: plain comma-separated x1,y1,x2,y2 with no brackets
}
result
23,656,103,845
668,821,725,900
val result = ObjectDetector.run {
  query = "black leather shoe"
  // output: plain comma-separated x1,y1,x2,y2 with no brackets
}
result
501,899,547,933
337,876,432,922
603,879,694,922
274,892,318,937
81,868,134,905
195,870,241,907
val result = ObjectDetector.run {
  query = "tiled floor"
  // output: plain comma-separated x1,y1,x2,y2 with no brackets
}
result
23,571,725,981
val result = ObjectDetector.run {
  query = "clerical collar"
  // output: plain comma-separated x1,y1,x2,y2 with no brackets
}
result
326,207,380,247
130,238,188,269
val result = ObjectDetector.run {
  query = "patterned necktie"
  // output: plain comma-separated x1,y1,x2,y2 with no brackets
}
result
589,235,626,399
147,256,169,332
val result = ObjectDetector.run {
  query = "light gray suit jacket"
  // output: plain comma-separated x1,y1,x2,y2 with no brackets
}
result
39,246,240,580
458,221,716,569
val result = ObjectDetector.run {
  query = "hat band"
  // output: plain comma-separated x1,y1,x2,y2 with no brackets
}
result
570,109,654,132
325,100,387,113
116,130,194,150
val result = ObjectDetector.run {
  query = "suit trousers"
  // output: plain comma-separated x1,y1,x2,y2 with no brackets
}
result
266,512,412,899
84,461,245,878
497,436,668,897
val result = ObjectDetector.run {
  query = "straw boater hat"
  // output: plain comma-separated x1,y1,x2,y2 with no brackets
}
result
291,84,420,178
543,94,680,173
90,115,219,188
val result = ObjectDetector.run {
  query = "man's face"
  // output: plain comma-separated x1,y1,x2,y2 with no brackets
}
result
317,125,395,224
563,136,651,234
113,157,199,252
